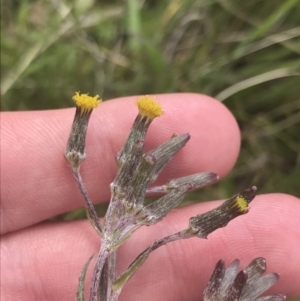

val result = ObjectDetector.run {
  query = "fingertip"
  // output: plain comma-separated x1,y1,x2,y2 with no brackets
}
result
163,93,240,178
246,193,300,297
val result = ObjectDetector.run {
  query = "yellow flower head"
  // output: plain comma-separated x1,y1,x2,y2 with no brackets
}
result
136,95,163,120
72,92,102,115
233,195,249,213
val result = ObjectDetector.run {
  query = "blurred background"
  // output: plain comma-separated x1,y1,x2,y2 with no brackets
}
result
1,1,299,210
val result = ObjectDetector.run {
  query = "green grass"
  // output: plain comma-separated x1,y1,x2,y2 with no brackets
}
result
2,0,299,199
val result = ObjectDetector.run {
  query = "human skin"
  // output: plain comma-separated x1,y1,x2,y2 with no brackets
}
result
1,93,300,301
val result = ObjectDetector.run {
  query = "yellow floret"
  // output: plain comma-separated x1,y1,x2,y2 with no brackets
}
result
234,195,249,213
136,95,163,120
72,92,102,114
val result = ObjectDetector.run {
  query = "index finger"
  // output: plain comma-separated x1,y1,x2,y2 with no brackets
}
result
1,93,240,234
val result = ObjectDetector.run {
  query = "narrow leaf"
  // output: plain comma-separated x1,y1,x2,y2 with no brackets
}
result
76,255,94,301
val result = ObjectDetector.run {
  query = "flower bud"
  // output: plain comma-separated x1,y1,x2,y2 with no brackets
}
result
65,92,101,172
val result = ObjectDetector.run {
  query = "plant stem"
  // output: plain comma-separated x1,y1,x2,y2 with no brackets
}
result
99,249,118,301
89,244,110,301
73,170,102,235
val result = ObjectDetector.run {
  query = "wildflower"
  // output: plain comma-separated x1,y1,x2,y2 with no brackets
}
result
188,186,257,238
136,95,163,121
65,92,102,172
65,92,102,235
116,95,163,167
114,95,163,194
204,258,286,301
63,94,284,301
72,92,101,115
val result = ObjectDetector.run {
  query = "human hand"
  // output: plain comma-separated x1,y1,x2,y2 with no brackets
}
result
1,94,300,300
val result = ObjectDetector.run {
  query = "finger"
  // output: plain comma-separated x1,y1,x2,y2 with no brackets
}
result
1,93,240,234
1,194,299,301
